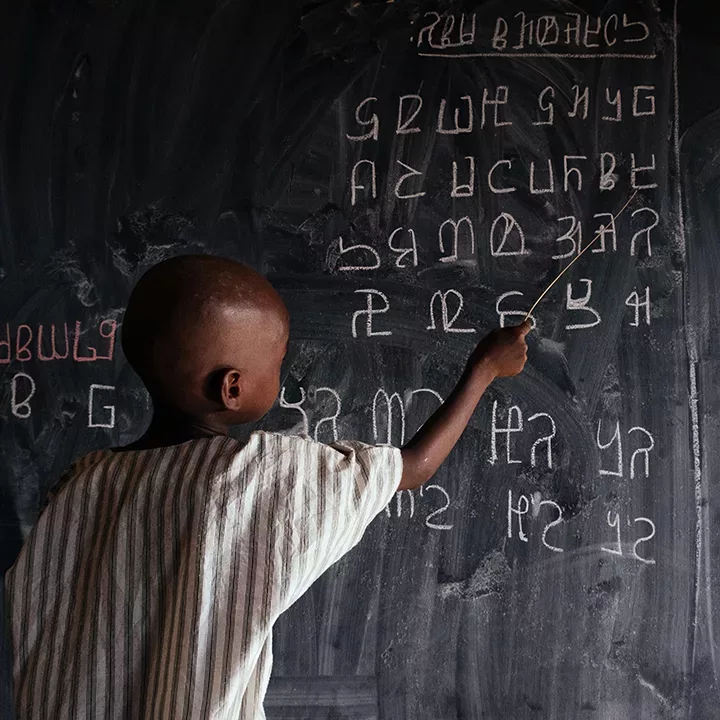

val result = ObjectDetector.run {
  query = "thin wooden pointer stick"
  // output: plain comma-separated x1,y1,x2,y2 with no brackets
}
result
523,190,639,322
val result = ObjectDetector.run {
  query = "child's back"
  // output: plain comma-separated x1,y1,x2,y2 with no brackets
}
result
5,254,528,719
7,432,400,719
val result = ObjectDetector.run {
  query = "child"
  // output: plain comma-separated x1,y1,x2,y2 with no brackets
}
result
5,254,529,719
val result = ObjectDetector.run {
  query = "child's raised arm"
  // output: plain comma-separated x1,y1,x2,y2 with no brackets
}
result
399,322,530,490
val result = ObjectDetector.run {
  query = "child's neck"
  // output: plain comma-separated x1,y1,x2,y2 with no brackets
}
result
123,404,227,451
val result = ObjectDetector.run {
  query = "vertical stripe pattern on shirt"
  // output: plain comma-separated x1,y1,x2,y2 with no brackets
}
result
51,457,107,720
153,437,215,719
146,439,204,719
135,442,184,718
36,459,86,719
5,432,402,720
177,437,232,719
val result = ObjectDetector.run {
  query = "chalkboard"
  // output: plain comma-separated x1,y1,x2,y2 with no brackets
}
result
1,0,718,717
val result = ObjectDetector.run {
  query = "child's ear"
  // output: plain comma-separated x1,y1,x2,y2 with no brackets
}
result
219,368,244,411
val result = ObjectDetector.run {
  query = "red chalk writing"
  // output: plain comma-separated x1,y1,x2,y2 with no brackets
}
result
0,319,117,365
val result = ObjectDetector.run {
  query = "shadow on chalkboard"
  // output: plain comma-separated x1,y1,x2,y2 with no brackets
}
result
0,487,23,577
0,487,21,719
0,583,15,720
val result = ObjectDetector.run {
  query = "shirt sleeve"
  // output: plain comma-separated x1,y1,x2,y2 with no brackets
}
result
250,431,402,613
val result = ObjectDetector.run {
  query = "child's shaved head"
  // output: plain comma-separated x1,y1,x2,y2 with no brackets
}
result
122,254,289,426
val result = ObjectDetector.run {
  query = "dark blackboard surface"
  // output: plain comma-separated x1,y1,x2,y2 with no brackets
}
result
0,0,718,718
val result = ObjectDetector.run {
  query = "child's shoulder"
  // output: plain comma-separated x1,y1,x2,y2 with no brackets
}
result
40,449,109,511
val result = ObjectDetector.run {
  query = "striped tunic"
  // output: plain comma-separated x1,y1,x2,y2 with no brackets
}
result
5,431,401,719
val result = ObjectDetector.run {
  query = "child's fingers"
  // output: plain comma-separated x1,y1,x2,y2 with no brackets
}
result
514,320,532,337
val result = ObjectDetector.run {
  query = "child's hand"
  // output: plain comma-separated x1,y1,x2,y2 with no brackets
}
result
468,322,530,378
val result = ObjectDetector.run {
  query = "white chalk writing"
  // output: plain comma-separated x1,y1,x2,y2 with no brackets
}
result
388,227,419,268
427,290,476,333
439,217,475,263
334,236,381,272
626,287,651,326
350,160,376,205
566,280,601,330
88,384,116,428
507,490,564,552
352,289,392,338
347,97,379,141
11,372,35,419
491,403,556,468
601,511,656,564
490,212,528,256
597,420,655,479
